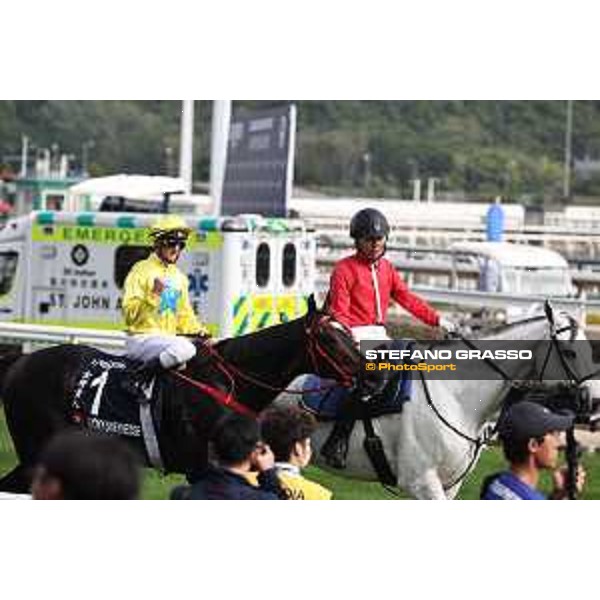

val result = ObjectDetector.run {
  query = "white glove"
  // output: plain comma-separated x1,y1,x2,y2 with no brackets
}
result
439,317,458,334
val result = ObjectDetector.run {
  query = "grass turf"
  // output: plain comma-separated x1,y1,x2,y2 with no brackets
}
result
3,407,600,499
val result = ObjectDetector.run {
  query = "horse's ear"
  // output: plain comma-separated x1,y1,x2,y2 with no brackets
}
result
544,300,554,325
307,294,317,314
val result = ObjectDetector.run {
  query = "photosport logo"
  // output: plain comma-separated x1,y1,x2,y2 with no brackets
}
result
358,339,599,381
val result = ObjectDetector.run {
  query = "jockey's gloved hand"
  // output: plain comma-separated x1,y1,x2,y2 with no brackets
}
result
439,317,459,335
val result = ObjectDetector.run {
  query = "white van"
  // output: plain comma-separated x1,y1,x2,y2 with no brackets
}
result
449,241,577,322
0,211,316,342
450,241,575,296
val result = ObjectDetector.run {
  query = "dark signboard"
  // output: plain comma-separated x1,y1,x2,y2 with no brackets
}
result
221,104,296,217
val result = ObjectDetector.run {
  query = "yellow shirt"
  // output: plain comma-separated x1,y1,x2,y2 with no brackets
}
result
275,464,333,500
122,253,208,336
244,467,332,500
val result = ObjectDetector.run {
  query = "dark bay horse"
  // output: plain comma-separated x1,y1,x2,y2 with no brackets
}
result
0,300,360,493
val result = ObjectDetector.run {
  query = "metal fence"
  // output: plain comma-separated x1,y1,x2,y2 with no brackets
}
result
0,322,126,353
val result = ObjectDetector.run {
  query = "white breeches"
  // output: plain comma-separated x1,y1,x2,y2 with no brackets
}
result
126,334,197,369
350,325,391,345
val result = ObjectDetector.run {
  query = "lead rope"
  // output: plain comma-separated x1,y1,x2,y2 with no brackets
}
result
418,370,500,491
436,319,580,492
382,314,588,496
377,370,497,498
406,335,513,493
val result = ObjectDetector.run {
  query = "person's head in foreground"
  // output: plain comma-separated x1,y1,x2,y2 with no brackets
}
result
481,400,585,500
211,413,274,473
31,430,141,500
260,406,316,467
259,406,332,500
499,401,574,467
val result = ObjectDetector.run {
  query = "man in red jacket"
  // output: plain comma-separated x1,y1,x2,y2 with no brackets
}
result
327,207,455,340
321,208,456,468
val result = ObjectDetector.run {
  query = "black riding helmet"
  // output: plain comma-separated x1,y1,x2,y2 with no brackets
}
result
350,208,390,240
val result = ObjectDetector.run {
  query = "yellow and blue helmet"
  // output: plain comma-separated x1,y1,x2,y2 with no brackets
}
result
149,215,192,242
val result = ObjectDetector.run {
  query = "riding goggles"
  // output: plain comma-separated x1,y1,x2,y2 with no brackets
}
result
162,237,187,250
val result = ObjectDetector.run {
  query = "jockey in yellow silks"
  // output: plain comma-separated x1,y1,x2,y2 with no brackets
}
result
122,215,210,378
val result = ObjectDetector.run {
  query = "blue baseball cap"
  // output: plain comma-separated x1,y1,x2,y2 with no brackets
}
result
499,401,574,441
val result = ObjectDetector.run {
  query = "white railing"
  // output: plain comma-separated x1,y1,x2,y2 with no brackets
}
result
316,247,600,292
314,272,600,324
0,322,126,352
406,286,597,313
312,226,600,261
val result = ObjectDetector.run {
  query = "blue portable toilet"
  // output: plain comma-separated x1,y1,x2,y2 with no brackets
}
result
486,197,505,242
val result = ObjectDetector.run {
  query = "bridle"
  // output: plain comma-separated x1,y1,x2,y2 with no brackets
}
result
171,313,358,416
304,314,357,388
421,309,589,491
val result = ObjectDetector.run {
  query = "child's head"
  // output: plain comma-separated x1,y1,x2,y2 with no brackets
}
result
260,406,317,468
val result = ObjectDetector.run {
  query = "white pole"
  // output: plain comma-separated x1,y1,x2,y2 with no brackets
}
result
285,104,297,212
564,99,573,200
179,100,195,195
426,177,438,202
59,154,68,178
412,178,421,202
210,100,232,215
43,149,51,178
20,135,28,177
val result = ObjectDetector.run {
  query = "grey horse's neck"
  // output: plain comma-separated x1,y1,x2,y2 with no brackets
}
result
433,316,550,433
478,316,548,342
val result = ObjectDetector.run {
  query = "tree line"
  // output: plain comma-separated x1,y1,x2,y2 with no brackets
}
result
2,100,600,203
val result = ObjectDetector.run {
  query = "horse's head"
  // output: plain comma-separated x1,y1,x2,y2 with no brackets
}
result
303,301,360,386
538,301,600,419
481,302,600,422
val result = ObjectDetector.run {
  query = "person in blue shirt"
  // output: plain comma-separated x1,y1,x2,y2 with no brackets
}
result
170,413,286,500
481,401,586,500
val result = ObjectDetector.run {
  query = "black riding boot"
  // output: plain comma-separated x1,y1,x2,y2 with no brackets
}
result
122,357,164,397
135,357,164,383
320,393,362,469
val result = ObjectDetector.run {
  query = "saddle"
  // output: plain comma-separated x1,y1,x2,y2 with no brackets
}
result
301,339,415,421
300,371,413,421
310,340,416,484
71,353,166,466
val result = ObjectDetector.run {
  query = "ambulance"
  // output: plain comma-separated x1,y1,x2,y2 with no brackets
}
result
0,210,316,339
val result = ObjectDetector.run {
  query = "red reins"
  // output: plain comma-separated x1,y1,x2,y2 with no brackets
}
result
171,317,358,416
171,369,256,418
